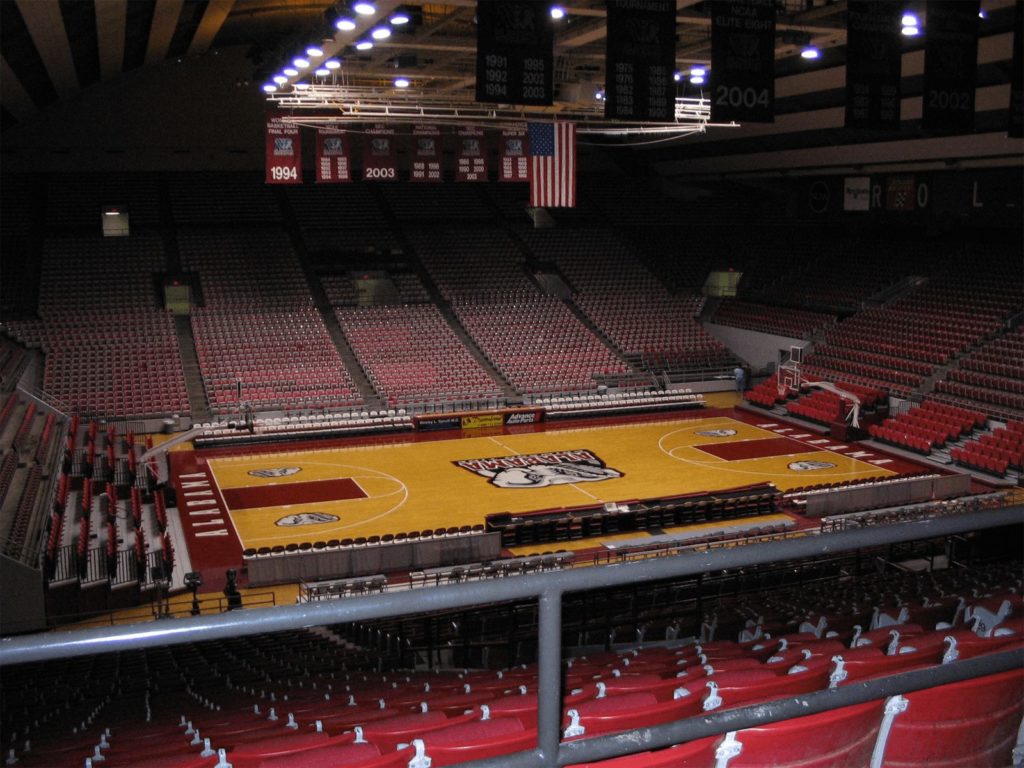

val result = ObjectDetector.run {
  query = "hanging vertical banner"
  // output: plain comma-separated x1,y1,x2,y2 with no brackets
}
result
410,125,442,182
528,122,576,208
363,125,398,181
476,1,554,106
499,126,529,182
845,2,902,131
264,112,301,184
456,127,487,181
922,1,979,133
604,0,676,121
315,128,352,183
1011,0,1024,138
709,0,776,123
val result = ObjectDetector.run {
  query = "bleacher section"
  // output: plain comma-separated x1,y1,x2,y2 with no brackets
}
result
169,173,281,224
868,400,987,456
804,260,1022,398
2,235,190,417
409,228,630,394
710,300,836,339
336,304,502,408
2,553,1020,768
932,327,1024,421
521,229,736,375
951,420,1024,478
454,296,629,393
180,229,362,414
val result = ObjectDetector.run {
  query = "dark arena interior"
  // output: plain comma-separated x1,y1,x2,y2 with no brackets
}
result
0,1,1023,766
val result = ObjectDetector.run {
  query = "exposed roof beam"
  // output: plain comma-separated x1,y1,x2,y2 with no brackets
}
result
15,0,78,97
0,55,37,122
95,0,127,80
145,0,184,65
187,0,236,57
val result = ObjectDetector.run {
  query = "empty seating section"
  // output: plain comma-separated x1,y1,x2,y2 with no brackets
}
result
805,263,1022,398
1,235,190,417
180,229,361,414
522,229,734,374
869,400,987,456
409,228,535,300
321,275,360,306
169,173,280,224
951,420,1024,478
455,297,628,393
284,183,388,230
747,236,933,313
933,327,1024,421
710,300,836,339
44,173,161,228
4,554,1021,768
336,305,501,407
379,184,495,222
410,229,628,393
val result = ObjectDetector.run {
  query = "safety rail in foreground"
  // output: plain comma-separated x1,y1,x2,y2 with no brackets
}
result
1,505,1021,768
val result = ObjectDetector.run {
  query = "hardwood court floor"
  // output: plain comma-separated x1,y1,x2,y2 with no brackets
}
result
202,412,913,552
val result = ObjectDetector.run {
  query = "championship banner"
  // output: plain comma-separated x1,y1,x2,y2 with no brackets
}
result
886,175,916,212
476,1,554,106
710,0,776,123
363,125,398,181
264,112,301,184
1011,0,1024,138
605,0,676,121
410,124,442,182
845,1,902,131
456,127,487,181
843,176,871,212
922,0,979,133
499,126,529,182
315,128,352,183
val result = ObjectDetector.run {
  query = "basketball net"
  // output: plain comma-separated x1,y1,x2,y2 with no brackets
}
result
777,360,803,399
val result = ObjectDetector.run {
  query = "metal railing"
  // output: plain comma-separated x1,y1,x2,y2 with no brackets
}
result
2,505,1022,768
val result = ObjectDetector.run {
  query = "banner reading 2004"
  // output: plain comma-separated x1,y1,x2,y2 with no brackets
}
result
265,112,301,184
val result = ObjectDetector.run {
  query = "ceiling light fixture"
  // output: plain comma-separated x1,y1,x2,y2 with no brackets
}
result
272,74,288,84
262,84,277,92
390,8,411,25
550,6,566,19
353,2,376,15
355,39,374,51
394,77,410,88
901,12,920,36
325,58,342,69
306,46,324,58
371,26,391,40
335,16,356,31
315,68,330,77
283,67,299,77
293,57,310,69
800,46,820,59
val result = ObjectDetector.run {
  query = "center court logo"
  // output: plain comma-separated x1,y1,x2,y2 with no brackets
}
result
696,429,737,438
248,467,301,478
276,512,339,527
455,449,623,489
788,460,836,472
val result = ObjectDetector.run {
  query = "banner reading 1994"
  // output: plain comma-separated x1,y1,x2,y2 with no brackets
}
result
265,112,301,184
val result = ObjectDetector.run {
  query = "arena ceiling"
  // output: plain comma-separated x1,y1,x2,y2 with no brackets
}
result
1,0,1021,177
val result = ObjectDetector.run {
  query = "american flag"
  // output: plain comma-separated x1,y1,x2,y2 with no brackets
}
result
529,122,576,208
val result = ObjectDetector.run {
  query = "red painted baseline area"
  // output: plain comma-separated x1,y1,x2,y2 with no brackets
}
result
222,478,367,510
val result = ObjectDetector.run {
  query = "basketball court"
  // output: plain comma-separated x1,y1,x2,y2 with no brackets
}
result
171,407,934,583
